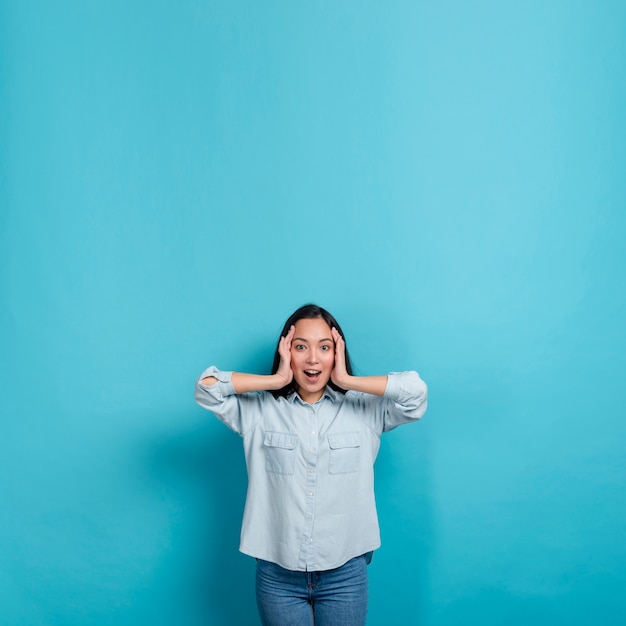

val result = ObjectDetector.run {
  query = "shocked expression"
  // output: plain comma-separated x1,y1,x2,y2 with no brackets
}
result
290,317,335,404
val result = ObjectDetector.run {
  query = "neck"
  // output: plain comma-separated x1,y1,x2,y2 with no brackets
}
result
296,386,326,404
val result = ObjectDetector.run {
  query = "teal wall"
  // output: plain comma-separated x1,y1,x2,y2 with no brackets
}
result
1,1,625,624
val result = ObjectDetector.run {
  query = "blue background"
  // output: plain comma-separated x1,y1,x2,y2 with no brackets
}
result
1,1,625,624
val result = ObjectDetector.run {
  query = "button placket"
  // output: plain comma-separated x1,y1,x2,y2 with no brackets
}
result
301,404,319,567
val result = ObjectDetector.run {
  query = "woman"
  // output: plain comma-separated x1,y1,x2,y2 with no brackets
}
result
195,304,428,625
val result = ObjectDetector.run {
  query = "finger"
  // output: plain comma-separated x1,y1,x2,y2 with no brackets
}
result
279,336,290,359
284,325,295,349
281,325,294,342
333,330,344,352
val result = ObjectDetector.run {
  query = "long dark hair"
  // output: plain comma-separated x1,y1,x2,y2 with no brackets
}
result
271,304,354,398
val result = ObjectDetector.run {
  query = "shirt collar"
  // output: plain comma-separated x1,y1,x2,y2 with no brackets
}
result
288,385,339,406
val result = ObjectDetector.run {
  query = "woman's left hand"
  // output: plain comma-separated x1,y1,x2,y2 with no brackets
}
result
330,327,350,388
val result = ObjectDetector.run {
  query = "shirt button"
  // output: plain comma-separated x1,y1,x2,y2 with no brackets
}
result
310,447,316,453
308,491,313,497
311,431,316,436
306,514,312,520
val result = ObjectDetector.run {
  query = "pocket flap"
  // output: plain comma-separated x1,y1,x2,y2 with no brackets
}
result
264,431,298,449
328,432,360,449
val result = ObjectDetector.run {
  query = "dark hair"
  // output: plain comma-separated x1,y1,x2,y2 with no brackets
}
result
271,303,354,398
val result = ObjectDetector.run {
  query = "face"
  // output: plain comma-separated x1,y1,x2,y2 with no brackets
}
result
290,317,335,404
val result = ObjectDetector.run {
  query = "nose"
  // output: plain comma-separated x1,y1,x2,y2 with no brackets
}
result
306,350,319,364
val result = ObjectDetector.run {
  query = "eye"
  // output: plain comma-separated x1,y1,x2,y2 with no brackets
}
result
294,344,306,351
321,345,331,351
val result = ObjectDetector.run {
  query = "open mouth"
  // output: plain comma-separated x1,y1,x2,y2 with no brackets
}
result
303,369,322,382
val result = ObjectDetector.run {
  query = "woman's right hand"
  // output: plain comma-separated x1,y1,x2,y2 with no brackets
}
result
274,325,295,388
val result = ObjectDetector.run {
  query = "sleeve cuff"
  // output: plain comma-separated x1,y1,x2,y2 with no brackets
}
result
384,371,426,404
384,372,401,399
197,366,236,396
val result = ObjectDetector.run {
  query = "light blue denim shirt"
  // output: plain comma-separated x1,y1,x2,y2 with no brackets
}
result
195,368,428,572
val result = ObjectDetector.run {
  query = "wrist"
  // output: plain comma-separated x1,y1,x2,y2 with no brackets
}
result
333,373,353,390
272,372,291,390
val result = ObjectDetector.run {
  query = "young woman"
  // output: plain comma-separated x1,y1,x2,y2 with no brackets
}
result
195,304,428,626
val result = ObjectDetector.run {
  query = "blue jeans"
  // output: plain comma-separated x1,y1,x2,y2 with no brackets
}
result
256,555,369,626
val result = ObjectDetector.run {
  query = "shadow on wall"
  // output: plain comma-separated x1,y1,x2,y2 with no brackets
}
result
149,419,258,625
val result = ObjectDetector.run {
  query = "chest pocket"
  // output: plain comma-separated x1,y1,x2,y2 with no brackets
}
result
328,432,361,474
264,431,298,475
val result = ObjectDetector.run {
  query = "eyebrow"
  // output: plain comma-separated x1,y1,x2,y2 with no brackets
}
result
293,337,333,343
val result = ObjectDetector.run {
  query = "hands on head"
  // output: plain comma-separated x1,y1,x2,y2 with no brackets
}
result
276,324,348,390
276,324,295,387
330,327,349,388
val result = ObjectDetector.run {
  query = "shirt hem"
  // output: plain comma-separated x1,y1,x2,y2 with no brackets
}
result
240,543,381,572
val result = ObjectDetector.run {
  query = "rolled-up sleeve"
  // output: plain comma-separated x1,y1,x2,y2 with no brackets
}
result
194,366,264,435
381,371,428,432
